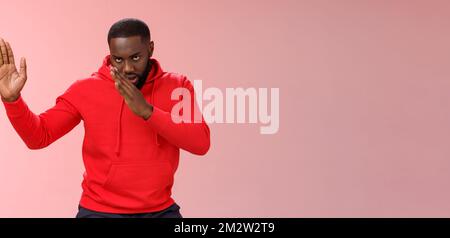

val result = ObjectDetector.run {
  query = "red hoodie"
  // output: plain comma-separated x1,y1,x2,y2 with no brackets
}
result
2,56,210,214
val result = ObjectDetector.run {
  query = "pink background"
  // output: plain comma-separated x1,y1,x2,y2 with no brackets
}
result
1,0,450,217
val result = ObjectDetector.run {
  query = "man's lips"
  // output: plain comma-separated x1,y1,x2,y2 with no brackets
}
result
126,75,138,84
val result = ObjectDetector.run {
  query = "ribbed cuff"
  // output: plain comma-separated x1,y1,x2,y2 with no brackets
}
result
146,106,170,134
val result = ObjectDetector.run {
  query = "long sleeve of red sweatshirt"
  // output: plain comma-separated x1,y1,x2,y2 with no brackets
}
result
1,57,210,213
2,96,82,150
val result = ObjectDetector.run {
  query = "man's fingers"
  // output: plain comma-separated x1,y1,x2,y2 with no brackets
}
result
0,38,7,65
19,57,27,79
112,70,131,97
115,81,132,100
115,82,124,95
117,75,133,92
111,67,134,95
119,74,135,90
111,68,123,85
116,79,133,98
111,67,127,82
112,67,137,93
5,42,14,65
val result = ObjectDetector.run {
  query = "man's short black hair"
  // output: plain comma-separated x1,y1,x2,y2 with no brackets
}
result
107,18,151,45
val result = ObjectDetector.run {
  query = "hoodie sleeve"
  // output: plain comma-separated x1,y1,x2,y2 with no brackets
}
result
2,95,82,150
145,77,211,156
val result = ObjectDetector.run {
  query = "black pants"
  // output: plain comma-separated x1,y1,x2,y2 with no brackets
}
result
76,203,182,218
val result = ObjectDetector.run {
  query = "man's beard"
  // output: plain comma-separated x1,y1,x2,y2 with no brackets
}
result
135,61,152,90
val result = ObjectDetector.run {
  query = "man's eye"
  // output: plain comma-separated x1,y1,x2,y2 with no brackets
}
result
115,58,123,63
132,56,140,61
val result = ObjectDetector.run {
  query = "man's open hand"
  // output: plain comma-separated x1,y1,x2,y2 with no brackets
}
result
0,38,27,102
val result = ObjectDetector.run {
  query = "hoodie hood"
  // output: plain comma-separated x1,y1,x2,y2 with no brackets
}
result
93,55,165,155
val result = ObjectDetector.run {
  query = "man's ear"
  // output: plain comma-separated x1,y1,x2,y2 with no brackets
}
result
148,41,154,57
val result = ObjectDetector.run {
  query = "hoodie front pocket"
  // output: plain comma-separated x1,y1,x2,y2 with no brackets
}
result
102,161,174,206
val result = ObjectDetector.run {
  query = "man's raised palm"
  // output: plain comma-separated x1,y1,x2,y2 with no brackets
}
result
0,38,27,102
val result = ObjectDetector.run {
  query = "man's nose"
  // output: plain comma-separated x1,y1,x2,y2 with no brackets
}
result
124,61,134,73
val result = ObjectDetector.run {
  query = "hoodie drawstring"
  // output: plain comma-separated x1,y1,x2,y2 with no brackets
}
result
115,99,125,156
115,80,159,156
151,79,161,147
